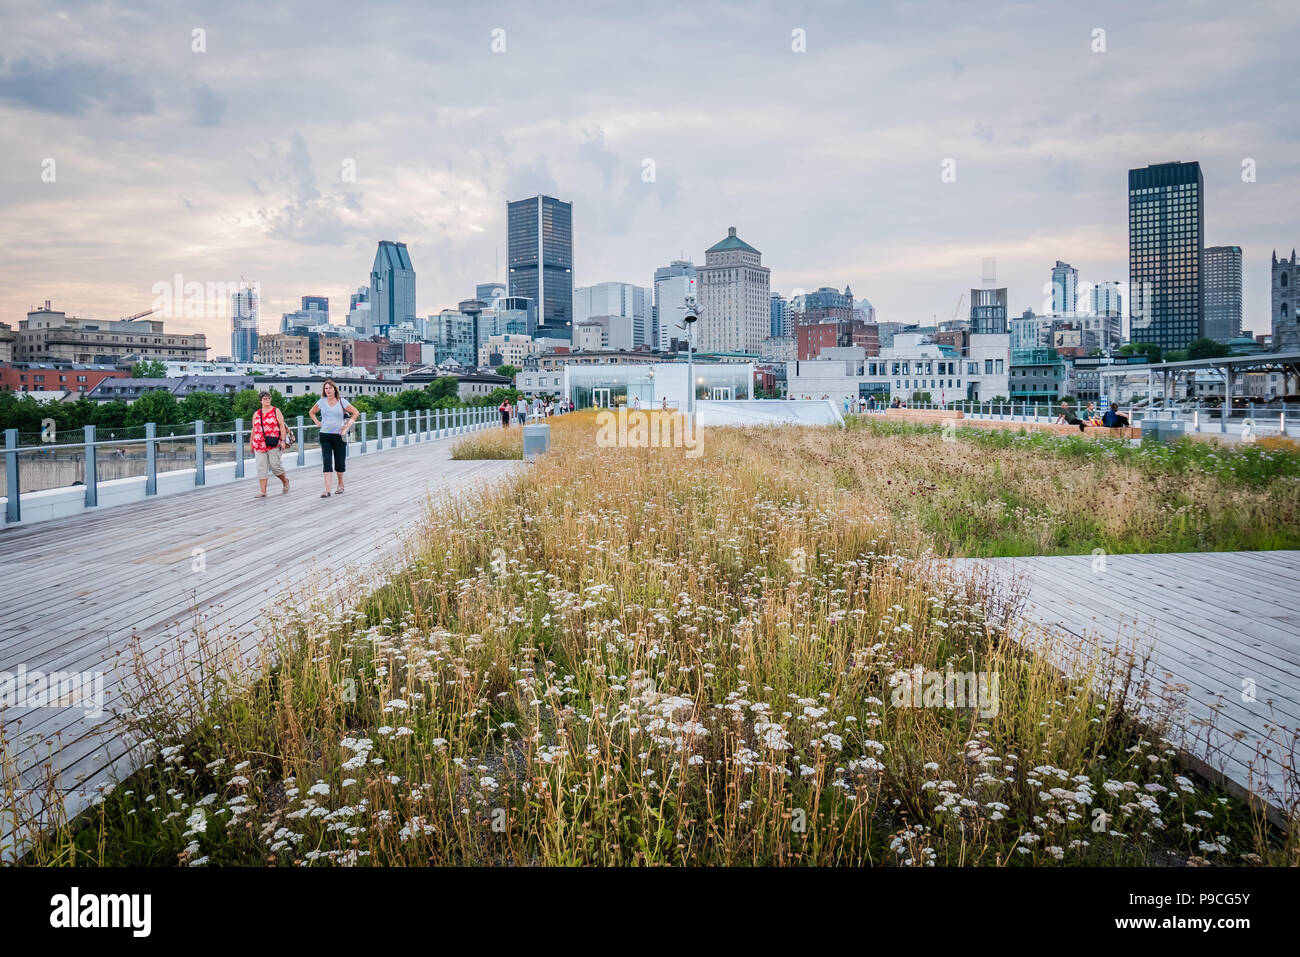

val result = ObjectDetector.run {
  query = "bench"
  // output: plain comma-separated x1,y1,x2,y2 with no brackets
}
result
883,407,963,422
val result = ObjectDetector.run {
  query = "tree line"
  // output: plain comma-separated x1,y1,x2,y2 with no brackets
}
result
0,377,524,436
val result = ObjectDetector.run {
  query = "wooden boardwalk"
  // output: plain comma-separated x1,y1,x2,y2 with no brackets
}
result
0,434,521,858
941,551,1300,821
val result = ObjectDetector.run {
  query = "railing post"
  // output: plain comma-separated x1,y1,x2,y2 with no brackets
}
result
360,412,369,454
297,415,306,466
234,418,245,478
84,424,98,507
5,428,20,524
404,410,411,445
414,409,421,443
389,411,397,448
194,420,206,486
145,422,157,495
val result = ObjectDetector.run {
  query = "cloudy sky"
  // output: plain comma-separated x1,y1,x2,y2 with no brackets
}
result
2,0,1297,348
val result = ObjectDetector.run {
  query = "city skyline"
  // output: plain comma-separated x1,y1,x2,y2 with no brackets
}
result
2,1,1297,346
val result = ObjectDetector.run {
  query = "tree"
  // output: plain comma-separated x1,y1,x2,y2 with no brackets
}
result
427,377,461,403
1120,342,1162,364
131,359,168,378
126,389,181,427
180,391,234,426
495,364,520,380
1187,337,1232,361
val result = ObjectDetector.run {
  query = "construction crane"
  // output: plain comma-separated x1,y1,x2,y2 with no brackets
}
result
120,309,154,322
951,293,966,323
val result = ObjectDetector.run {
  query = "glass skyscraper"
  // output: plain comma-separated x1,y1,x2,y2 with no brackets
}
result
508,195,573,339
1203,245,1242,342
230,284,259,362
370,241,416,334
1128,161,1204,351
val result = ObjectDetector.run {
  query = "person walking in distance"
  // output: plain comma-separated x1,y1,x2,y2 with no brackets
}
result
310,379,357,498
251,391,290,497
516,395,529,425
498,397,511,428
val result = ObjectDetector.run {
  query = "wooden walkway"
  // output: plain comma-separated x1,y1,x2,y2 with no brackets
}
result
0,434,521,858
941,551,1300,821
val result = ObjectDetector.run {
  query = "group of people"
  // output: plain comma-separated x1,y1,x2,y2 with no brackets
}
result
842,395,883,414
498,395,573,428
251,378,359,499
1055,401,1130,432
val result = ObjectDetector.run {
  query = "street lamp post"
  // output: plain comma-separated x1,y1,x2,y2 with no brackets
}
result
676,301,698,416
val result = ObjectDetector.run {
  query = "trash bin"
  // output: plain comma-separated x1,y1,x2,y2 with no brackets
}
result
1139,418,1163,443
1158,419,1186,443
522,423,550,461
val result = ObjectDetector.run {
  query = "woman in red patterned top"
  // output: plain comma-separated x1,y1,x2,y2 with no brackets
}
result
251,391,290,497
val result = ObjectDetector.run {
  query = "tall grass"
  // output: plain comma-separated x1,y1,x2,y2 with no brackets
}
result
9,412,1295,866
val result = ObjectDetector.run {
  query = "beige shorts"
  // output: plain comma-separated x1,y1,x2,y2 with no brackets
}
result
255,448,285,479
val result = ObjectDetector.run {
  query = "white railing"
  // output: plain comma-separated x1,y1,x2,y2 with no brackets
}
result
3,406,499,525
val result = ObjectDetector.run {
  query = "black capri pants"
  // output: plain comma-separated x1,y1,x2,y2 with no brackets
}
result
321,432,347,473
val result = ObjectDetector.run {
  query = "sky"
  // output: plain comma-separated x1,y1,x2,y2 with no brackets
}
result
1,0,1297,349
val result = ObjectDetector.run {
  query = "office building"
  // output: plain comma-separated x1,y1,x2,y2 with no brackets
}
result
1203,245,1243,342
507,194,574,339
769,294,789,339
231,284,259,362
655,265,697,352
370,241,417,334
300,295,329,320
426,310,477,368
256,334,310,365
476,282,507,305
574,282,651,347
478,334,539,370
1128,160,1204,351
1050,261,1078,314
697,226,771,354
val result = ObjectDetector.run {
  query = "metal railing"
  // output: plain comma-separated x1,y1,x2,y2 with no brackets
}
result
3,405,499,524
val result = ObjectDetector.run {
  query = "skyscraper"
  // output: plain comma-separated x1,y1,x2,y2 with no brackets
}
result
1203,245,1243,342
574,282,652,347
507,195,573,339
1128,161,1204,351
1050,261,1078,314
1273,249,1300,352
697,227,771,353
654,260,697,348
770,293,789,338
231,283,259,362
476,282,507,305
370,241,416,334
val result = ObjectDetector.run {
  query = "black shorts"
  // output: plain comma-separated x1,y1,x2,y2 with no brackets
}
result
321,432,346,472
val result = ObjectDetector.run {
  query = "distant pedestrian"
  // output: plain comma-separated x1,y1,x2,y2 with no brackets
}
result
516,396,528,424
633,396,641,411
498,398,511,428
251,391,290,497
310,379,357,497
662,396,669,411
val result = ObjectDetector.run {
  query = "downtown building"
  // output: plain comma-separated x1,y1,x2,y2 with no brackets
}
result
370,241,417,335
696,226,771,354
16,300,208,365
231,284,259,362
654,260,697,351
574,282,651,347
1128,160,1204,352
1203,245,1243,343
508,195,574,340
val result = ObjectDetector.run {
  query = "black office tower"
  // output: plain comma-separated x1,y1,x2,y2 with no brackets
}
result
507,195,573,339
1128,161,1204,352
